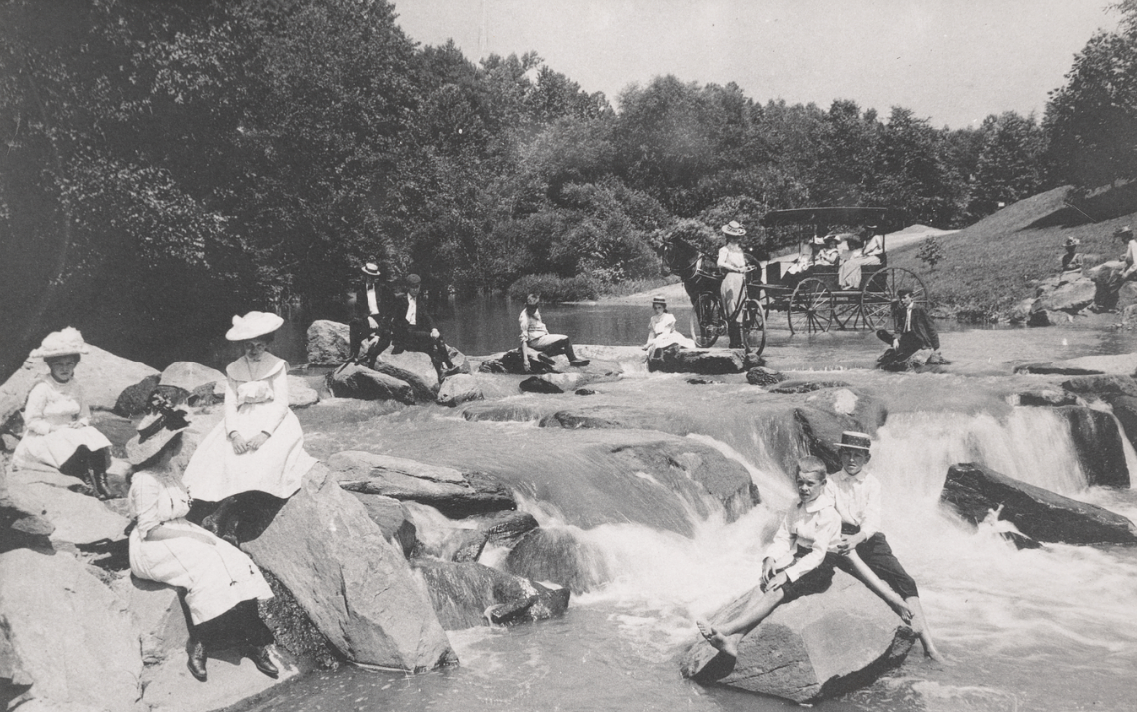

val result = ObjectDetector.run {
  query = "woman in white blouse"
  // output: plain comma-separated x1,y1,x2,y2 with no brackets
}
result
717,221,751,349
642,296,696,358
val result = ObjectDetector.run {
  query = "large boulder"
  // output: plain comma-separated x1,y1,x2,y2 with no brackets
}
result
0,549,142,712
941,463,1137,545
1038,277,1096,313
436,374,483,407
505,527,610,595
6,468,129,545
679,572,916,704
649,348,745,375
329,450,515,518
306,320,350,366
371,348,441,401
326,364,416,404
288,375,320,408
412,559,570,629
113,373,162,417
347,492,418,558
241,463,456,671
1060,375,1137,398
1056,406,1130,487
795,390,889,472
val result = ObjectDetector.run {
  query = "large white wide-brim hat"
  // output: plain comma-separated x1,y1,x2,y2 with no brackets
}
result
125,412,190,466
721,220,746,237
30,327,89,361
225,311,284,341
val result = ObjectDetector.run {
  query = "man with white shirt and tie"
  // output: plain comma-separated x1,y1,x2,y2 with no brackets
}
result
348,262,395,368
875,288,944,369
391,273,459,380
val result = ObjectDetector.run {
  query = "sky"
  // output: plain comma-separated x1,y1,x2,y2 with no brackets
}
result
392,0,1120,129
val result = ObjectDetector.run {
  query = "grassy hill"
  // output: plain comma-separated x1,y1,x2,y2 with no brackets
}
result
887,185,1137,320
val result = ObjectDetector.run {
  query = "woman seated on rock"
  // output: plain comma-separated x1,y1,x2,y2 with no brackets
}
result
642,296,696,360
13,328,112,499
182,311,316,542
125,407,279,683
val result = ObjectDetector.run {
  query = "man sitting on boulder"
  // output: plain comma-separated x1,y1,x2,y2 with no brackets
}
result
876,289,945,371
391,274,460,381
519,294,589,373
347,262,396,369
1090,225,1137,312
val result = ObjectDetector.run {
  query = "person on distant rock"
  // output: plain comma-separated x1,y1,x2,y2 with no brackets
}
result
125,410,279,683
876,289,944,370
347,262,396,369
839,226,884,289
390,273,461,381
827,431,948,663
1060,237,1083,275
519,294,590,372
717,220,753,349
12,327,112,499
642,295,696,360
182,311,316,543
1090,226,1137,312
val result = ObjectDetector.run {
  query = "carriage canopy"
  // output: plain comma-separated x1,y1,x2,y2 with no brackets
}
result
759,207,896,231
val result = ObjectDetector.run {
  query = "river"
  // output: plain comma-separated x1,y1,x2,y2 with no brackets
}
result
229,299,1137,712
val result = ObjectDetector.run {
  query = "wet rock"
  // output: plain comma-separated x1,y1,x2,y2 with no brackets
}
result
472,511,539,549
478,350,558,375
546,404,668,430
1105,394,1137,453
306,319,350,365
537,372,599,392
372,348,441,400
1012,363,1104,376
326,363,416,404
113,373,162,417
288,375,320,408
649,348,745,375
685,378,719,385
0,549,142,711
348,492,418,558
680,571,916,704
1056,406,1130,487
329,450,516,518
437,373,483,407
241,463,456,671
575,387,597,395
505,527,610,594
1060,374,1137,398
941,463,1137,544
771,380,853,394
461,401,551,423
520,376,564,394
746,367,785,386
793,390,888,472
412,559,570,629
1016,389,1081,407
438,529,487,562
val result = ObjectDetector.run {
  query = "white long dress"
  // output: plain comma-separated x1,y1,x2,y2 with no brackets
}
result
128,470,273,624
182,354,315,502
646,312,696,352
13,377,112,472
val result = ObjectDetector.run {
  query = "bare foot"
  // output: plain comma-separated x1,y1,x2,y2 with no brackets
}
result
697,621,738,659
925,647,954,666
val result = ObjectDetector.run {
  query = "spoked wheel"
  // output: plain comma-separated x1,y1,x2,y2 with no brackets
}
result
788,278,834,335
740,298,766,358
832,298,862,330
691,292,725,347
860,268,929,330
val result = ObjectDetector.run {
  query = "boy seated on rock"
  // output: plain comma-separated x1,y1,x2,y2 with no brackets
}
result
828,431,947,663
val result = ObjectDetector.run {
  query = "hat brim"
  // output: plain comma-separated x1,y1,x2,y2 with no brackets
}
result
225,313,284,341
125,427,185,466
722,227,746,237
362,267,381,276
835,442,871,451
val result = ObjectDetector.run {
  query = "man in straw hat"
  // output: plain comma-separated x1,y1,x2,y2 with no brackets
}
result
347,261,397,368
829,431,948,663
390,274,461,380
1061,236,1083,274
1090,225,1137,311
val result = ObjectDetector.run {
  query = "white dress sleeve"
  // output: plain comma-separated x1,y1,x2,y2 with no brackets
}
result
22,382,54,436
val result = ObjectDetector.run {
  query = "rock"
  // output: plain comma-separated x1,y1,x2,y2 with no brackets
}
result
348,492,418,558
649,348,745,375
330,451,516,518
1016,389,1081,407
1027,305,1061,327
326,363,416,404
1,434,17,451
941,463,1137,544
685,378,719,385
1012,363,1104,376
1008,297,1036,324
412,559,570,630
288,375,320,408
794,391,888,472
306,319,350,365
138,645,300,712
436,374,483,407
0,497,54,553
1105,394,1137,453
472,511,539,549
519,376,564,394
746,367,785,386
537,373,599,392
159,361,224,395
372,348,440,401
438,529,487,562
505,527,609,595
241,463,456,671
771,380,853,394
1060,375,1137,398
1057,406,1130,487
546,404,669,431
113,373,162,417
0,549,142,711
461,401,551,423
575,387,597,395
679,571,916,704
478,351,558,375
6,476,129,545
1039,277,1096,313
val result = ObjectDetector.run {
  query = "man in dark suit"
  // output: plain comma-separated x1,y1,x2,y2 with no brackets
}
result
347,262,397,368
391,273,459,380
875,289,944,370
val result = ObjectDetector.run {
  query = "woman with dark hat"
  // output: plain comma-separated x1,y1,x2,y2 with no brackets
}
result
716,221,751,349
125,405,279,682
642,295,695,359
182,311,316,541
13,327,112,499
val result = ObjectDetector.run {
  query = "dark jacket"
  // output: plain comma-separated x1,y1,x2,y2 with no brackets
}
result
390,292,437,335
892,302,939,351
349,280,397,322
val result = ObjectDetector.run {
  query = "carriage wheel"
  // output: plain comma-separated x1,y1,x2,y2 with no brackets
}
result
741,298,766,358
788,278,834,335
860,268,929,330
690,292,725,347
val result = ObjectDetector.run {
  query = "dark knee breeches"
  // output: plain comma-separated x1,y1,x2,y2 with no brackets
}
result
835,532,920,599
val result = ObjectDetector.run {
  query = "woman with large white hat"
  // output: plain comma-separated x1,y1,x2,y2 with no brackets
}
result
13,327,113,499
716,221,751,349
182,311,316,541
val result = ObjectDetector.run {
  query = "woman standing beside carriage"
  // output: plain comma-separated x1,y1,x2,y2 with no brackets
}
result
717,220,751,349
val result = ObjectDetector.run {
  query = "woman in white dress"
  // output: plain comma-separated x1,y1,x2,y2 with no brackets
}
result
182,311,315,541
642,296,695,360
839,228,884,289
125,410,278,682
717,221,751,348
13,328,112,499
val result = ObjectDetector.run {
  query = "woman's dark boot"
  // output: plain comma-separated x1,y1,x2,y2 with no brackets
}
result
247,645,279,678
90,455,111,500
187,639,207,681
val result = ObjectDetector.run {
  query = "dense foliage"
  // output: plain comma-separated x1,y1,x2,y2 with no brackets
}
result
0,0,1123,376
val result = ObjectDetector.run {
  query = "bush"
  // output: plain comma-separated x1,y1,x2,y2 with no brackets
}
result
507,273,600,302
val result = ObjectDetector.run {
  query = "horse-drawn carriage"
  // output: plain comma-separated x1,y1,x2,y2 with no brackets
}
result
664,207,929,358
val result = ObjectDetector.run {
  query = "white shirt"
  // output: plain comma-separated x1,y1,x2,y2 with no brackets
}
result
717,244,748,273
828,468,883,542
519,308,549,343
366,284,379,314
405,294,417,326
764,489,840,582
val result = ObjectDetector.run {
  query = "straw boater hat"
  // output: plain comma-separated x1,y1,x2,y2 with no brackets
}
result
651,295,667,307
30,327,89,361
361,262,381,277
835,431,872,451
1115,225,1132,240
125,410,191,466
721,220,746,238
1065,237,1080,248
225,311,284,341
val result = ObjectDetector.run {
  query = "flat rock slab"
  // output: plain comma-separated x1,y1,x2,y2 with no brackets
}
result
649,348,746,375
941,463,1137,545
326,364,416,404
1013,362,1104,376
7,479,129,545
139,646,301,712
680,571,915,704
412,559,570,629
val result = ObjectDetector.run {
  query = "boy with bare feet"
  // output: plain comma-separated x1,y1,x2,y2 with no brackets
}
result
829,431,948,663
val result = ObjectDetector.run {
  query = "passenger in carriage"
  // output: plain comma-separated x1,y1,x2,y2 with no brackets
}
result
839,226,884,289
813,235,840,268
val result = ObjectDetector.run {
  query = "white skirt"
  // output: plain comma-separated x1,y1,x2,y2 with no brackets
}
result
13,426,112,471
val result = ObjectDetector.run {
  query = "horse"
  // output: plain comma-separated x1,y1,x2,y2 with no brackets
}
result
662,236,720,309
